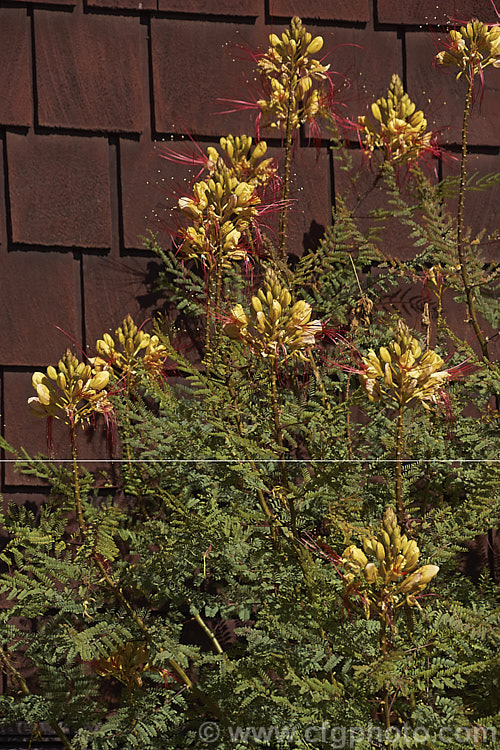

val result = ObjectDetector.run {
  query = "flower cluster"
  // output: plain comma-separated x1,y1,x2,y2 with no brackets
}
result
208,135,276,188
177,138,273,265
257,16,331,131
341,507,439,616
94,314,167,383
224,268,322,361
435,19,500,81
29,350,112,426
358,74,434,163
91,642,149,689
359,320,464,409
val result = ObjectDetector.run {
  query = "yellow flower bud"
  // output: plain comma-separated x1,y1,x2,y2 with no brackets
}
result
36,383,51,406
269,299,282,324
399,564,439,593
306,36,323,55
88,371,110,391
364,563,378,583
251,296,263,313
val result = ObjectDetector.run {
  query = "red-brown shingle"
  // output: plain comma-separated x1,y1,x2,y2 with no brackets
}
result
0,250,81,366
35,11,145,133
7,132,112,248
377,0,498,25
151,19,260,136
269,0,370,22
406,31,500,146
0,9,32,127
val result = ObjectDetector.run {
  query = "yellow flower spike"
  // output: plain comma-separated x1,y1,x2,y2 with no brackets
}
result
224,271,321,361
257,17,331,131
28,349,113,427
340,508,438,620
436,19,500,80
359,74,434,163
359,319,465,411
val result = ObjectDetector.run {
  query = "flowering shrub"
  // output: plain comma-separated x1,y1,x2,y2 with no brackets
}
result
0,14,498,750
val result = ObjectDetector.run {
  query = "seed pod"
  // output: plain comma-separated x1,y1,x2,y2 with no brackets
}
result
28,397,49,418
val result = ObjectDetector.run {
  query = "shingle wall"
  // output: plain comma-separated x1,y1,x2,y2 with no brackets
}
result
1,0,499,501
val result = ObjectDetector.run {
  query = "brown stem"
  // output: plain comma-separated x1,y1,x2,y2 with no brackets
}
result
212,254,224,357
457,80,489,360
395,401,405,526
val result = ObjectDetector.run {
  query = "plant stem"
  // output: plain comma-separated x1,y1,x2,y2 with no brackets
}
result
278,76,295,261
226,375,278,533
204,262,215,371
379,619,391,733
70,421,86,536
308,351,330,412
345,374,353,461
457,80,489,360
69,423,220,718
270,364,296,536
190,605,225,656
395,401,405,526
93,555,222,717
